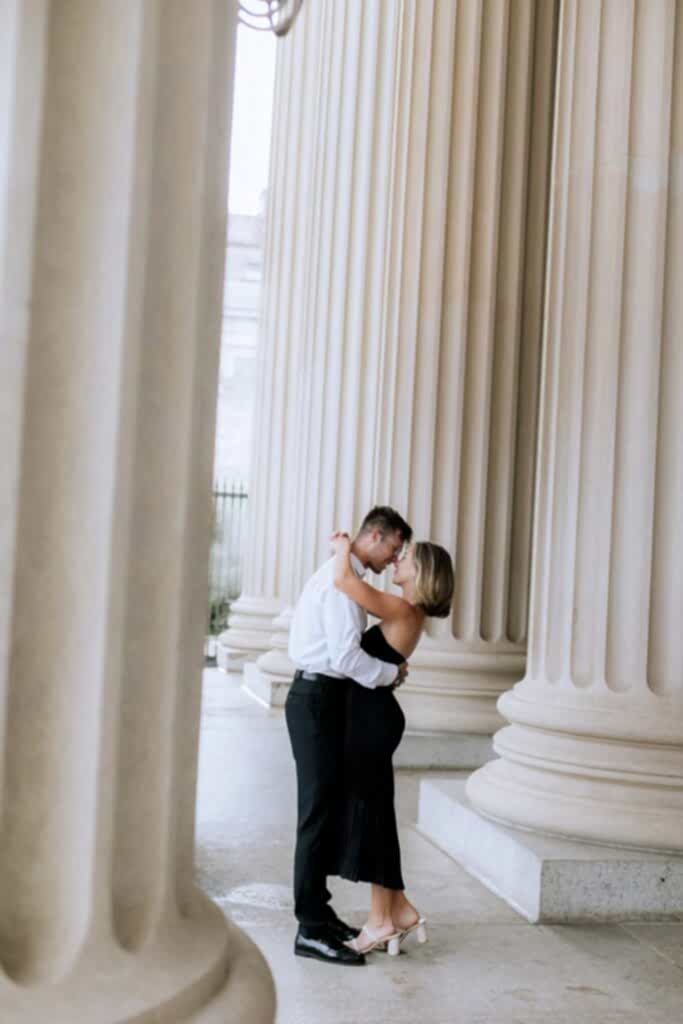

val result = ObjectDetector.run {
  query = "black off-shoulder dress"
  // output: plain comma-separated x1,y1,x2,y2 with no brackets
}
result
332,623,406,890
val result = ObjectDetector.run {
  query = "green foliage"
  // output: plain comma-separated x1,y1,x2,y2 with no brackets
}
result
208,596,231,635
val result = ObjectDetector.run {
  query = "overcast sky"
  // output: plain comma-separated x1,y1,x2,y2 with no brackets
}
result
228,26,277,215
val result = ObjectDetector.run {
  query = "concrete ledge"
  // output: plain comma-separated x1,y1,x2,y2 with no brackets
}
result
242,662,290,707
216,641,252,673
418,778,683,923
394,732,493,770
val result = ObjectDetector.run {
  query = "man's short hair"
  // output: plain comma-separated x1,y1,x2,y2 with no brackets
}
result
358,506,413,543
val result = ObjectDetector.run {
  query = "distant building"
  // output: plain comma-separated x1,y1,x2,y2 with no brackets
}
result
213,211,265,486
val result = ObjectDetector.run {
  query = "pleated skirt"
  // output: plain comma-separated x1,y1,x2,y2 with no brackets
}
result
331,684,406,890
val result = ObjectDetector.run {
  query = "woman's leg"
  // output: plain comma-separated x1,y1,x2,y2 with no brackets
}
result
367,884,396,933
348,884,397,952
390,889,420,930
363,886,419,933
352,887,420,951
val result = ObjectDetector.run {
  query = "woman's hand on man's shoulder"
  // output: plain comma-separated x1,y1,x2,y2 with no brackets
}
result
330,530,351,554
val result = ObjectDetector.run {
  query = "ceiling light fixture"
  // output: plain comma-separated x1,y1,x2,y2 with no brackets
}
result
238,0,305,37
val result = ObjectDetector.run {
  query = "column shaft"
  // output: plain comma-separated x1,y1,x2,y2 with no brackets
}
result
219,4,327,667
468,0,683,850
0,2,274,1018
373,0,557,735
246,0,558,734
248,0,406,698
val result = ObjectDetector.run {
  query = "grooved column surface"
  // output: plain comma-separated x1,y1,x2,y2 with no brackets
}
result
0,2,273,1019
249,0,558,728
371,0,557,733
220,3,329,662
239,0,407,684
468,0,683,851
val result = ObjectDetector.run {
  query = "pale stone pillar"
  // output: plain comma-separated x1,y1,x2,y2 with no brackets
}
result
244,0,409,703
0,3,274,1020
374,0,557,746
218,4,324,672
468,0,683,850
248,0,557,755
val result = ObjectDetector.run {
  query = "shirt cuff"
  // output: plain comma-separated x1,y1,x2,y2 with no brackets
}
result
377,661,399,688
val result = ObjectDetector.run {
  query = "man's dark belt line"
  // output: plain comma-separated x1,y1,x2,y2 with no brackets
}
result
294,669,341,683
284,506,412,966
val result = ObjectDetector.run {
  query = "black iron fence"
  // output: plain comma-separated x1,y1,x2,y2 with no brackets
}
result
208,481,248,635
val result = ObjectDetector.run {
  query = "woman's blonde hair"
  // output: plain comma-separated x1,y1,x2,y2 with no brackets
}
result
413,542,454,618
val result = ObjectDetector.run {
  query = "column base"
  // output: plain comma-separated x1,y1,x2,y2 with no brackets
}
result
217,597,284,671
239,668,494,768
186,916,275,1023
216,629,273,673
468,713,683,851
401,641,524,733
216,641,252,673
418,778,683,923
242,661,292,707
239,667,494,767
0,896,274,1023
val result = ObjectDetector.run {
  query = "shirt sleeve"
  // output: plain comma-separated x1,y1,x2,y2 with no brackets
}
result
321,585,399,689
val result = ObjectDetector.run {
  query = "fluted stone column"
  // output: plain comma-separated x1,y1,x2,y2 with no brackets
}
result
247,0,557,757
243,0,409,704
468,0,683,852
218,5,324,673
373,0,557,749
0,3,274,1020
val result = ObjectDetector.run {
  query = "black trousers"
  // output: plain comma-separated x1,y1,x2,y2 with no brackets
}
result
284,674,349,929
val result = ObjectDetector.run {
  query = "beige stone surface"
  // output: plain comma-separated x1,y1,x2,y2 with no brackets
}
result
3,0,680,1017
218,596,285,669
220,0,328,666
0,3,273,1020
468,0,683,852
420,778,683,922
197,670,683,1024
237,0,558,739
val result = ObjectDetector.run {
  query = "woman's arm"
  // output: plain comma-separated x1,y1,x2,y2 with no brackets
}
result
330,531,408,621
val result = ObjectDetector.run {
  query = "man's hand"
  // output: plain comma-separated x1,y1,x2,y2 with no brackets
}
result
393,662,409,688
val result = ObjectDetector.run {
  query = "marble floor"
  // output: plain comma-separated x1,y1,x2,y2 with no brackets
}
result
195,669,683,1024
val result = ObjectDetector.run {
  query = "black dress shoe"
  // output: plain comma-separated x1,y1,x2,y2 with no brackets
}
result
294,926,365,965
328,918,361,942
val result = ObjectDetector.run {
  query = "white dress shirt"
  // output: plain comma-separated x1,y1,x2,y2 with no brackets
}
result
288,555,398,689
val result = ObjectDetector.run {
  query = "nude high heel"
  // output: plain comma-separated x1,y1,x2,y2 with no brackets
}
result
346,925,402,955
377,915,427,954
399,916,427,946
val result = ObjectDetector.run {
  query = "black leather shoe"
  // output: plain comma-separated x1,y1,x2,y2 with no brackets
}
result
294,926,365,965
328,918,361,942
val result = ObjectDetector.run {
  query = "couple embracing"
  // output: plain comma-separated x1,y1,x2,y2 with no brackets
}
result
285,506,454,966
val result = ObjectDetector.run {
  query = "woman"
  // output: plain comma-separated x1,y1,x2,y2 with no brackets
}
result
329,531,454,956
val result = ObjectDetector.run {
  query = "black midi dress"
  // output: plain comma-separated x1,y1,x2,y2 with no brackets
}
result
332,623,406,890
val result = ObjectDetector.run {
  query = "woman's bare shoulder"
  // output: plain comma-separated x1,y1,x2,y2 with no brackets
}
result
381,593,419,623
397,600,423,623
379,600,422,635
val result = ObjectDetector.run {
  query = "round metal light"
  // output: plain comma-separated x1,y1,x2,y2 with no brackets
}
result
238,0,305,37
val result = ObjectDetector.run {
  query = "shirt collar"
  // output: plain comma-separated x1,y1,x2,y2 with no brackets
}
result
350,553,367,578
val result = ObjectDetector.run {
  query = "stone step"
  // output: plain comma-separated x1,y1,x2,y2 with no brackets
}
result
417,777,683,923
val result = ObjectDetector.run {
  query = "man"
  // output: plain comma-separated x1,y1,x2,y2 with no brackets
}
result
285,506,413,965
